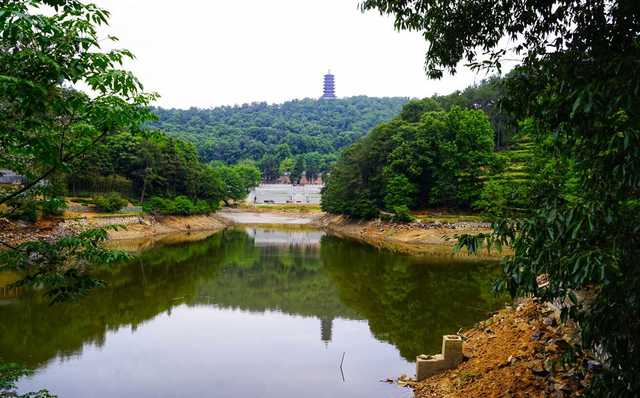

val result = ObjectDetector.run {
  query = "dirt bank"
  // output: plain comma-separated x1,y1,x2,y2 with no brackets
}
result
315,214,506,258
404,299,590,398
104,214,231,240
4,209,501,258
1,214,231,246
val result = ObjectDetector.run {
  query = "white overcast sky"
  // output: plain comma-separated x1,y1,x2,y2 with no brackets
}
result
93,0,495,109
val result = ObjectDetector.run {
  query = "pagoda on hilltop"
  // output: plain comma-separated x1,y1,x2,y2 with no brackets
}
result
320,70,336,99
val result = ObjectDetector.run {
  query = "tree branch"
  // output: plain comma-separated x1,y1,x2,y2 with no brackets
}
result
0,130,111,205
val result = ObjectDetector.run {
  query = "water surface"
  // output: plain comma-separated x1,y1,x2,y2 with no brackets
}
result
0,227,503,397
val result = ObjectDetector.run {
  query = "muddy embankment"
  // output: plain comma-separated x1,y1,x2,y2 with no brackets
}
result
0,214,232,249
315,214,506,258
3,208,506,258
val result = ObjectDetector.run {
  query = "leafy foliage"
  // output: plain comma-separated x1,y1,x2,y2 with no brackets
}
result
213,161,262,204
148,97,408,178
143,196,218,216
290,156,305,185
0,0,156,207
362,0,640,394
0,0,153,303
0,362,56,398
93,192,128,213
0,226,129,304
322,106,495,218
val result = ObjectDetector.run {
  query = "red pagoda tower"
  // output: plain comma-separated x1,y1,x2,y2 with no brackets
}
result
321,71,336,99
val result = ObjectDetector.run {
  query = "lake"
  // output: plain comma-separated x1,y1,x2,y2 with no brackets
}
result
0,227,503,398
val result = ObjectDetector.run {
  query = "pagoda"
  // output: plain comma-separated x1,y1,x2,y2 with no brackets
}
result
321,71,336,99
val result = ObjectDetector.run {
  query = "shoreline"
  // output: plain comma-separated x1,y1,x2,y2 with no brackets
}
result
0,214,232,247
315,214,506,258
2,209,506,258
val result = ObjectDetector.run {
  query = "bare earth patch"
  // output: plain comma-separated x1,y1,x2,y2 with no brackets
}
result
410,299,590,398
316,214,507,258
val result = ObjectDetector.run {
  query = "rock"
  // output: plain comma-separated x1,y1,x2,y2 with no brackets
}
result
586,360,603,371
397,374,414,386
543,317,556,326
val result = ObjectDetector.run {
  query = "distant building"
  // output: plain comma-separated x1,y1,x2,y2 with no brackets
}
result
320,71,336,99
0,169,25,185
248,184,323,204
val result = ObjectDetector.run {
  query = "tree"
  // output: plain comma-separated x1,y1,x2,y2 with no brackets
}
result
290,156,305,185
146,97,409,175
0,0,155,289
361,0,640,394
213,162,261,205
383,174,416,210
259,154,280,182
321,106,495,218
304,152,323,182
234,161,262,191
0,0,156,207
399,98,442,122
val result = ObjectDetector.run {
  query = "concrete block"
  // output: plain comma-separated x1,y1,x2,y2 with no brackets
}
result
416,335,464,381
442,334,463,365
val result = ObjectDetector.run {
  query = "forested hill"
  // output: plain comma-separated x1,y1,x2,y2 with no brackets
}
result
147,96,408,165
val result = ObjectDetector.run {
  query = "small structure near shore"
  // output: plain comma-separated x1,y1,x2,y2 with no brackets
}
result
416,335,464,381
248,184,322,204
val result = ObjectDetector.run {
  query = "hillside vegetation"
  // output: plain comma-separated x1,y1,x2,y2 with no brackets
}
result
148,97,408,180
321,77,515,220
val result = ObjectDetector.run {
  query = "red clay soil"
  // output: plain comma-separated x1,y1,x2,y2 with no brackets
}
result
409,299,591,398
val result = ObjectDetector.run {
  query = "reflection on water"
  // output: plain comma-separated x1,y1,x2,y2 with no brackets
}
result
0,227,504,398
245,226,325,247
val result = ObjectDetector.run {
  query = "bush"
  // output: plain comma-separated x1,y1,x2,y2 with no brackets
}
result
391,205,414,222
93,193,128,212
5,199,37,223
41,196,67,217
143,196,216,216
172,196,195,215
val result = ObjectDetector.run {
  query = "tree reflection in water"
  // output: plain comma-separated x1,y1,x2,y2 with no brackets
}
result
0,227,504,369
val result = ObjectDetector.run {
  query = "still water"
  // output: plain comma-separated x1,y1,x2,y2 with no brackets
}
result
0,227,503,398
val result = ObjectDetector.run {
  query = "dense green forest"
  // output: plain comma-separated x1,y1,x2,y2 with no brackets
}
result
67,130,261,210
148,97,407,180
3,129,261,222
148,79,510,182
322,105,496,218
321,77,512,219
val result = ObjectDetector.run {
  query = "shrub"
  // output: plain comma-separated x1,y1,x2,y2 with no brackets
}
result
392,205,414,222
143,196,215,216
5,199,37,223
93,193,128,212
172,196,196,215
41,196,67,217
